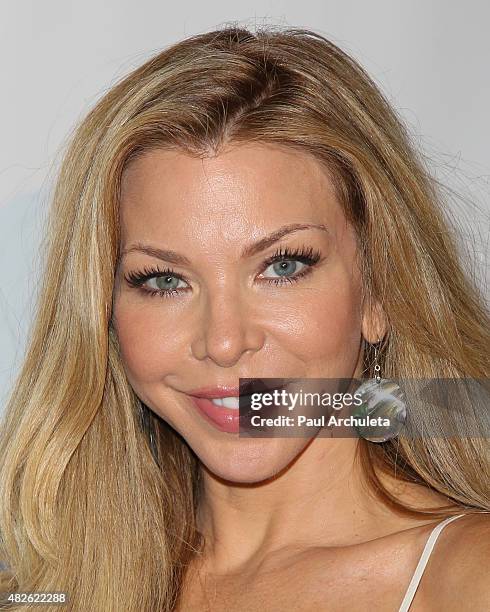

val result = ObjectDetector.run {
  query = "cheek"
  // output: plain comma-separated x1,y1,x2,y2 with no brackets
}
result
112,299,184,385
270,267,362,374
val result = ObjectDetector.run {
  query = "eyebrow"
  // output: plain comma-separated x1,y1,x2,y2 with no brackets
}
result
120,223,329,265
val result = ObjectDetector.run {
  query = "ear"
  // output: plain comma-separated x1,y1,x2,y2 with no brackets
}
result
361,298,388,344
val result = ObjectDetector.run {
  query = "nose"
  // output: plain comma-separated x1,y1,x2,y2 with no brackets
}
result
190,286,265,367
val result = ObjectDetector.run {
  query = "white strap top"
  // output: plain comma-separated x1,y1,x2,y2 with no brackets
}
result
397,513,467,611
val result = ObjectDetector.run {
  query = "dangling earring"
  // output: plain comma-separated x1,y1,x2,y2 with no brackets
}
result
352,339,406,442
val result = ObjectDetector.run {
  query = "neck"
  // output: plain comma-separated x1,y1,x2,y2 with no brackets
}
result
194,436,449,575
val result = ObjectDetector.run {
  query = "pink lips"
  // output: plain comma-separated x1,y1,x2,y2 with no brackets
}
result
188,396,243,433
188,385,242,398
187,382,289,434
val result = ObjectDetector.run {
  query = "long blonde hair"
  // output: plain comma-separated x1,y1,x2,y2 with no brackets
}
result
1,25,489,611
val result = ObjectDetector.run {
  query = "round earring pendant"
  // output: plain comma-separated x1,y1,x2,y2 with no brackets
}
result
352,379,407,442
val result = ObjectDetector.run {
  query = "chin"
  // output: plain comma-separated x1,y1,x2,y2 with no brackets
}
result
193,436,311,484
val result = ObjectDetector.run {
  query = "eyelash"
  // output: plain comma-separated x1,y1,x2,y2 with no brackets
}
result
123,245,322,299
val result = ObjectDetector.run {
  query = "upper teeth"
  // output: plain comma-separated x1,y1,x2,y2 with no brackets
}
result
210,396,251,409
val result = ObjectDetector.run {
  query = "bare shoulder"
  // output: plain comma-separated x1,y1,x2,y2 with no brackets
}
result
427,512,490,609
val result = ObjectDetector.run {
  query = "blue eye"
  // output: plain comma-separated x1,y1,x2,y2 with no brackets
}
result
259,245,322,286
146,274,186,292
123,244,322,298
261,259,309,284
124,266,190,298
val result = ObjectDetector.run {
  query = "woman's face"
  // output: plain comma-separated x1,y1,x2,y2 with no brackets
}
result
112,142,384,482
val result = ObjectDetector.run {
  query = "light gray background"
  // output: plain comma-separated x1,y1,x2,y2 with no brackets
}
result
1,1,489,414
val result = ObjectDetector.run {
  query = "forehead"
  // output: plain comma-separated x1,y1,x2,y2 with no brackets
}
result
119,143,347,242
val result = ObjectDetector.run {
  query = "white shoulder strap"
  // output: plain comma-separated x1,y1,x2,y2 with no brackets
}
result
398,514,467,612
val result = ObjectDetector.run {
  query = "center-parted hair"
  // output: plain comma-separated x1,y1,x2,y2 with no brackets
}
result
0,25,488,611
